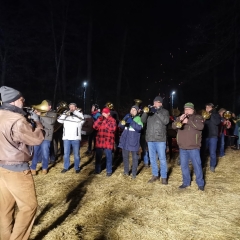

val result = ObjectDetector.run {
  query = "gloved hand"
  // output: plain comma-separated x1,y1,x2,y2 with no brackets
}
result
150,107,157,113
98,116,104,121
126,117,133,124
123,114,131,121
30,111,40,122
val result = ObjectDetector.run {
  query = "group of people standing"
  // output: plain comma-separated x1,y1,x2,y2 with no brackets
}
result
0,84,237,239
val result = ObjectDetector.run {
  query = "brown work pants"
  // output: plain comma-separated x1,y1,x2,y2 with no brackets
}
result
0,167,38,240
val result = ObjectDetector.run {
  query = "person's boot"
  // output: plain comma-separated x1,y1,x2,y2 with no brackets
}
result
161,178,168,185
148,175,160,183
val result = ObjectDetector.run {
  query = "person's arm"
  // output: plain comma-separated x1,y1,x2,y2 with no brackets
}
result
141,112,148,124
93,116,104,130
210,112,221,125
57,111,67,124
155,109,169,125
106,118,117,133
187,115,204,131
129,116,143,133
12,118,44,146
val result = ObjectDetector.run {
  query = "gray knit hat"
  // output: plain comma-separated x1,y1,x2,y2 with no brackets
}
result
184,102,194,110
69,103,77,107
0,86,22,103
131,105,139,111
153,96,163,103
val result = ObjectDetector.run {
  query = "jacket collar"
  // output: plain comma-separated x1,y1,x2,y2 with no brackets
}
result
0,103,26,116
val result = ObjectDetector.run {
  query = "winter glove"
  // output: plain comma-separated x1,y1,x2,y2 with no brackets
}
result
98,116,104,121
150,107,157,113
30,111,40,122
126,117,133,124
124,114,131,121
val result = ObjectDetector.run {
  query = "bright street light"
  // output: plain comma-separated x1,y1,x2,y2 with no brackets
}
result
83,81,87,113
171,91,176,109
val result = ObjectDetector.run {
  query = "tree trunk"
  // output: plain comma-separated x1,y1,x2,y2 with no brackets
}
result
50,0,68,108
61,44,66,99
116,27,127,109
86,13,93,114
0,53,7,86
232,1,239,112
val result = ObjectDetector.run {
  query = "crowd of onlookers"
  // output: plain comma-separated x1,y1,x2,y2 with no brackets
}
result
0,85,239,239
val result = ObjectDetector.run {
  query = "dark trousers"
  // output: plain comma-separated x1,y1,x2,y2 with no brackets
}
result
87,130,97,151
122,149,138,177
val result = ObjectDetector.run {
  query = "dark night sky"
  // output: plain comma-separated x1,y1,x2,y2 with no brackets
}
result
0,0,239,114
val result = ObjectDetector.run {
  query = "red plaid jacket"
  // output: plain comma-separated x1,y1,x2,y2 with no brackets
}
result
93,115,117,150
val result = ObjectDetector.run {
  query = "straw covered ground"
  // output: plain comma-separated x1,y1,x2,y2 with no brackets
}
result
29,139,240,240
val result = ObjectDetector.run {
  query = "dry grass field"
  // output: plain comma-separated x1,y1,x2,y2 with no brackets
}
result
29,139,240,240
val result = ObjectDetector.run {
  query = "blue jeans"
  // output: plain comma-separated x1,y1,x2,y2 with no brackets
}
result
122,149,138,177
180,149,204,187
147,141,167,178
31,140,51,170
95,148,112,174
218,133,225,157
204,137,218,168
63,140,80,170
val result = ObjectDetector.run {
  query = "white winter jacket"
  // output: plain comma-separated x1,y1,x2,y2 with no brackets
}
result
57,110,85,140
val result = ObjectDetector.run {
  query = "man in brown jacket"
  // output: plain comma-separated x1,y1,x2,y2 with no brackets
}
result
0,86,44,240
172,102,205,191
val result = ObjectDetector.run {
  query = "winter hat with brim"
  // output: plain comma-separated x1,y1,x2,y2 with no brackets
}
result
102,108,110,114
131,105,139,111
184,102,194,110
153,96,163,103
0,86,22,103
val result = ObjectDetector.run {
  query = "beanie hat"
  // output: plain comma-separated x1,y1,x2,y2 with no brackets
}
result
69,103,77,107
102,107,110,114
184,102,194,110
93,104,99,110
0,86,22,103
131,105,139,111
153,96,163,103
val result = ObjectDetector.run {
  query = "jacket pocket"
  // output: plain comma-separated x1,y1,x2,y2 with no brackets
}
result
129,134,139,147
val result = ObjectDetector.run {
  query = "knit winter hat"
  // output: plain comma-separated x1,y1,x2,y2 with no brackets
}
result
131,105,139,111
0,86,22,103
69,103,77,107
102,108,110,114
153,96,163,103
184,102,194,110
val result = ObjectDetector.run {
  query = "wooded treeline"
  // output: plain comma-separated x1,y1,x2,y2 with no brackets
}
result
0,0,239,113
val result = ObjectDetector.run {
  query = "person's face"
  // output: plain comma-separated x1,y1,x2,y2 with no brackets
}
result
219,111,224,117
153,101,162,108
184,108,194,115
102,112,109,118
69,104,77,111
130,108,137,116
206,105,212,112
14,97,25,109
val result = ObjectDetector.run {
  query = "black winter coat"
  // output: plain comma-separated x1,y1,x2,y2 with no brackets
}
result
203,109,221,138
142,106,169,142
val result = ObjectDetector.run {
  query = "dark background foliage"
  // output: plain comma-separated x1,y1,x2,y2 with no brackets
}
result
0,0,239,115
